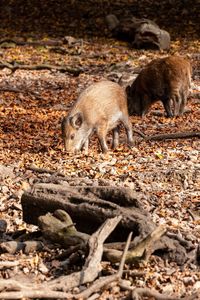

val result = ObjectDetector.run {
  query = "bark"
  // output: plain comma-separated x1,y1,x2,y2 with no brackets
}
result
21,181,153,239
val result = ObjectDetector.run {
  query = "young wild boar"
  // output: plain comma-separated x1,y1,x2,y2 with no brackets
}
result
126,56,192,117
61,80,133,153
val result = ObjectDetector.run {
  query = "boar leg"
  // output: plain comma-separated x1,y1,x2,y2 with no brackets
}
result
121,116,134,146
96,125,109,153
162,98,173,117
179,92,187,115
172,93,181,116
112,126,119,149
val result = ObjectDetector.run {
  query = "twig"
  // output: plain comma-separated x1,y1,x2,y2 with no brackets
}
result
0,216,122,298
0,86,42,99
104,225,166,264
47,216,122,291
74,232,132,299
0,60,82,76
0,38,63,47
26,165,65,177
133,130,200,141
0,289,73,299
145,131,200,141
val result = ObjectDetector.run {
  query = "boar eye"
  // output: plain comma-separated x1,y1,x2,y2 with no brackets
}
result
70,134,75,140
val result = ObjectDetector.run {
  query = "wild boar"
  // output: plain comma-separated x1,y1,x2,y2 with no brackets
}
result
126,56,192,117
61,80,133,153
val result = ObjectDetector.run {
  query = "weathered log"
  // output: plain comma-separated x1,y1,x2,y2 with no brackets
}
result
21,181,153,240
21,180,188,265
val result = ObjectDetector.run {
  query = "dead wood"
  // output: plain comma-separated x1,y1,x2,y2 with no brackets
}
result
145,131,200,141
134,130,200,141
0,86,43,99
27,164,66,177
74,232,132,299
106,15,170,50
27,165,114,187
47,216,122,291
21,180,189,265
38,209,89,247
0,60,82,76
0,38,63,47
0,216,121,299
104,225,166,264
21,181,153,239
38,209,166,265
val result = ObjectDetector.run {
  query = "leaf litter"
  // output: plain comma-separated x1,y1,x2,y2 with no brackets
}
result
0,0,200,299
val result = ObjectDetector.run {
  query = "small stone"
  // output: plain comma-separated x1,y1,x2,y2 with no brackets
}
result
38,262,49,274
1,185,9,193
183,276,195,286
193,281,200,290
162,284,174,294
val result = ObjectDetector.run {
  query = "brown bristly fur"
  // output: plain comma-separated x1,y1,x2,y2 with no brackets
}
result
126,56,192,117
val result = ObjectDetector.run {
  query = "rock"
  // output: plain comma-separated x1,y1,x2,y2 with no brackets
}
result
133,22,170,50
162,284,174,294
106,14,170,50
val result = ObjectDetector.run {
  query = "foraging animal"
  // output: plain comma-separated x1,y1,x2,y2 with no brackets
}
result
61,80,133,153
126,56,192,117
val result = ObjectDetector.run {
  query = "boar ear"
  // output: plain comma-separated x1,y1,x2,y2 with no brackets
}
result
70,112,83,129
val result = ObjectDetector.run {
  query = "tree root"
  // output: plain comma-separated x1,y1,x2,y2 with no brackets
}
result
104,225,166,264
74,232,132,299
0,60,82,76
0,216,121,299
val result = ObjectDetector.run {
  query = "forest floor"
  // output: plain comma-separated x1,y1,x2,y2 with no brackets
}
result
0,0,200,299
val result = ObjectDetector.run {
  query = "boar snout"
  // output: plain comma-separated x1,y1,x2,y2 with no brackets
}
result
61,113,86,153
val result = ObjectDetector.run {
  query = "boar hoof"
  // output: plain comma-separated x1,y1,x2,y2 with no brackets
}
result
128,140,135,148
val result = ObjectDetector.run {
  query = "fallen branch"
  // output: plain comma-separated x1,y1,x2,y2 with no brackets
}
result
0,38,63,47
48,215,122,291
134,130,200,141
0,60,82,76
0,86,42,99
0,216,121,298
146,131,200,141
27,164,65,177
104,225,166,264
74,232,132,299
22,181,151,237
